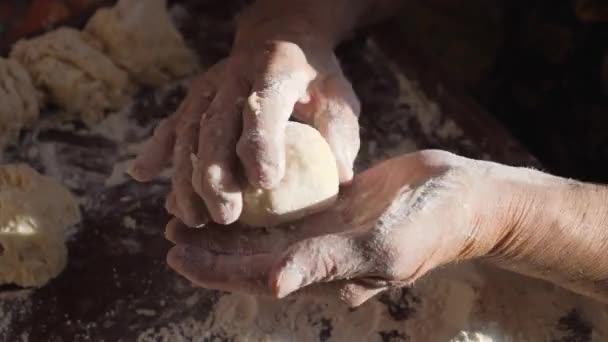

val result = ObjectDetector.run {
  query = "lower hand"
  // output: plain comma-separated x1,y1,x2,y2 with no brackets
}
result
164,150,499,307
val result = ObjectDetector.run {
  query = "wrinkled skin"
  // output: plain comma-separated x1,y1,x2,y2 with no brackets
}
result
127,0,608,308
129,40,360,227
164,151,484,307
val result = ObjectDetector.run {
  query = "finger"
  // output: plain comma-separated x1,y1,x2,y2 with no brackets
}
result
172,108,209,228
165,219,281,255
129,61,227,182
165,206,350,255
339,280,388,307
165,192,182,218
164,217,183,244
295,279,387,308
271,232,374,299
296,76,361,183
167,244,274,295
193,79,246,224
128,115,179,181
237,58,316,189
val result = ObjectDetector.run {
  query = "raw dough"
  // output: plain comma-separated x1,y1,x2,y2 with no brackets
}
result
239,122,339,227
0,58,40,152
10,27,133,125
85,0,199,86
0,164,81,287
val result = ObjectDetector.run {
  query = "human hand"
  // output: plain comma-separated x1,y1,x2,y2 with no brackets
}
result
164,150,503,306
129,28,360,227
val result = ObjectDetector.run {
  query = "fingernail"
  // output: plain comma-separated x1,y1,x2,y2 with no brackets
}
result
338,166,354,184
276,266,304,298
126,161,139,178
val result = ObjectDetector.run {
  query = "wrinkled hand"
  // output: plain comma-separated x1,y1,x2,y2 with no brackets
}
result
129,40,360,227
165,150,493,307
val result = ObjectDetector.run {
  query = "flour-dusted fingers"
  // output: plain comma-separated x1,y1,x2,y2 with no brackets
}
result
295,74,361,184
171,101,211,228
165,219,283,255
128,114,179,182
236,43,316,189
270,231,377,299
311,76,360,183
192,78,247,225
167,231,382,299
167,244,275,296
172,149,208,227
165,203,351,255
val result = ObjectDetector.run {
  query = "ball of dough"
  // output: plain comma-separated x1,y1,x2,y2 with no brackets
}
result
10,27,133,125
0,164,81,287
0,58,40,152
239,122,339,227
85,0,199,86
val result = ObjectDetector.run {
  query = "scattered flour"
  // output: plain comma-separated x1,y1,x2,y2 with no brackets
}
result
105,159,132,187
122,216,137,230
132,266,459,341
0,290,33,339
135,264,608,342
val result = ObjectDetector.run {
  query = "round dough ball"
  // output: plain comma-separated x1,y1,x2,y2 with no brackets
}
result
239,122,339,227
0,164,81,287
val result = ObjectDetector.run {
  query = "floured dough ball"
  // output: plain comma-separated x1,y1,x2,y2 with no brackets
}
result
239,122,339,227
0,164,81,287
85,0,198,86
10,27,133,125
0,58,40,151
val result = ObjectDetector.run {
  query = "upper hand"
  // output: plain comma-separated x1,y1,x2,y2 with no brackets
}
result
164,150,497,307
129,35,360,227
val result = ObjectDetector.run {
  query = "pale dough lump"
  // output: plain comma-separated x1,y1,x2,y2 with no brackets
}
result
0,164,81,288
239,122,340,227
85,0,199,87
10,27,133,125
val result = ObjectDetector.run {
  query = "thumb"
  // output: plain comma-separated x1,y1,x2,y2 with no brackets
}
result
296,76,361,183
270,232,372,298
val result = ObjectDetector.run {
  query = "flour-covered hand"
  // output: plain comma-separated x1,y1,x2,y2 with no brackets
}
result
129,15,360,227
165,150,501,306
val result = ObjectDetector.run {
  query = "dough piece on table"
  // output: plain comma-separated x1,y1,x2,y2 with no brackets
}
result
85,0,198,86
238,122,340,227
0,58,40,152
0,164,81,288
10,27,133,125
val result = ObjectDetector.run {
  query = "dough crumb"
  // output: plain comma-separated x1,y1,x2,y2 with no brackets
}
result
122,216,137,230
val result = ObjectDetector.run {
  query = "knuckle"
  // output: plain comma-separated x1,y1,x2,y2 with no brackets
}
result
262,41,306,63
416,149,457,166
